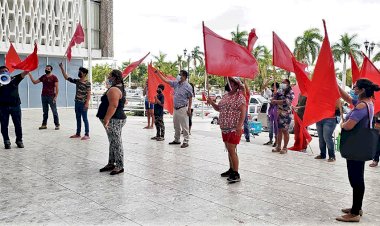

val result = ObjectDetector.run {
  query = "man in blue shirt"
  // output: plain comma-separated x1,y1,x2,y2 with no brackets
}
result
155,70,193,148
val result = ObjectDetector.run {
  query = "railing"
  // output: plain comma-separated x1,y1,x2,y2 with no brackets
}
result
90,93,145,116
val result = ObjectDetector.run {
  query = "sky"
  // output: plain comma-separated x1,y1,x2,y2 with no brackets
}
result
112,0,380,67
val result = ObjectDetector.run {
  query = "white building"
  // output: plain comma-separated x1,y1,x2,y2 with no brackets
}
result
0,0,113,108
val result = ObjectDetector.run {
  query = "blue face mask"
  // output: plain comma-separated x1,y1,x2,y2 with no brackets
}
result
176,75,181,81
349,89,358,100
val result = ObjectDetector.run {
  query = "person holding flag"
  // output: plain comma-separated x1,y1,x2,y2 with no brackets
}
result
0,66,30,149
207,77,246,183
59,63,91,140
154,70,193,148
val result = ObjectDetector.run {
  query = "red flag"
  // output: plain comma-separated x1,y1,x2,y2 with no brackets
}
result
360,54,380,113
12,43,38,71
147,64,175,114
292,84,300,107
66,23,85,61
203,23,259,79
247,28,258,53
292,57,311,97
122,52,150,78
302,20,340,127
5,42,21,73
350,53,361,84
273,32,308,72
289,110,312,151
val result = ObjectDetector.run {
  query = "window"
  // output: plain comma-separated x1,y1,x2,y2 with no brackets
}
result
250,98,259,105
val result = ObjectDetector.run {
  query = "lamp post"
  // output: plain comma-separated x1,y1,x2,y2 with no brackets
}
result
183,48,190,80
364,40,376,59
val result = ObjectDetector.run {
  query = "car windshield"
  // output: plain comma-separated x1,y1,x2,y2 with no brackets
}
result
256,95,268,103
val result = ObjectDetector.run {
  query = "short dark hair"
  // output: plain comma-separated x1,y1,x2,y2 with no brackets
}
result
46,65,53,70
79,67,89,75
180,70,188,78
0,66,9,71
158,84,165,91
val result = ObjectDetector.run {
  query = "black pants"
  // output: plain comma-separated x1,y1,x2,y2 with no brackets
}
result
154,115,165,137
373,137,380,162
346,160,365,215
42,96,59,126
0,105,22,143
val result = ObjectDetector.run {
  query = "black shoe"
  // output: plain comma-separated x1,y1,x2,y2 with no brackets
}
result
99,164,115,172
110,168,124,175
4,140,11,149
151,136,158,140
55,125,60,130
16,141,24,148
272,142,277,147
221,168,233,177
39,125,47,130
169,141,181,145
263,141,273,145
180,143,189,148
246,139,250,142
227,171,241,183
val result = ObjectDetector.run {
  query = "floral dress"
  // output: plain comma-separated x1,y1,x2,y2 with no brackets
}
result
218,91,246,133
276,88,294,129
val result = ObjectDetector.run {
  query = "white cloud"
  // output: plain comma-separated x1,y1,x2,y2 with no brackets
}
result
113,0,380,68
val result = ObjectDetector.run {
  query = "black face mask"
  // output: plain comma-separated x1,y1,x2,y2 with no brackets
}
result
225,83,231,92
157,89,162,94
45,70,51,74
78,72,83,78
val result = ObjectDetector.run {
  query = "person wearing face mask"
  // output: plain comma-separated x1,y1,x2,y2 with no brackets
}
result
29,65,60,130
336,78,380,222
0,66,30,149
97,70,127,175
208,77,246,183
154,70,193,148
59,63,91,140
271,79,294,154
151,84,165,141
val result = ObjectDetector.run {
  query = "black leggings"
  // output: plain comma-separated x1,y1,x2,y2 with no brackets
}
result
346,160,365,215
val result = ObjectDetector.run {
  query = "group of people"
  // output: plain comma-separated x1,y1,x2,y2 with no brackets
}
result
1,63,379,222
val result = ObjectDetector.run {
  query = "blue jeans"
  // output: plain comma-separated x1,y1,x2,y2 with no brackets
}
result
0,105,22,143
316,118,336,158
42,96,59,126
75,101,89,136
243,110,250,140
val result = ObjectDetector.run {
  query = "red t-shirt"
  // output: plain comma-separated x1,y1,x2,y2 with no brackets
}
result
39,74,58,97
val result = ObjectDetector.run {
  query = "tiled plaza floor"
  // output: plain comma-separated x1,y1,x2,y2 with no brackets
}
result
1,109,379,225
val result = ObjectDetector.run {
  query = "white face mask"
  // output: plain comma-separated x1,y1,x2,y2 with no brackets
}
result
176,75,181,81
280,83,287,90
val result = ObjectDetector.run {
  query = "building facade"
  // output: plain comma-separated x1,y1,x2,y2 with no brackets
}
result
0,0,113,108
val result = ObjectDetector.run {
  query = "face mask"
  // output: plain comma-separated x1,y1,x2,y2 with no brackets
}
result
176,75,181,81
45,70,51,74
157,89,162,94
78,72,83,78
280,83,287,90
349,90,358,100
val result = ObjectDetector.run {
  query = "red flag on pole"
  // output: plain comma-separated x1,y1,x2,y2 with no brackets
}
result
5,42,21,73
360,54,380,113
66,23,85,61
203,22,259,79
12,43,38,71
302,20,340,127
273,32,307,72
350,53,361,84
292,57,311,96
288,110,312,151
147,64,175,114
292,84,301,107
247,28,258,53
122,52,150,78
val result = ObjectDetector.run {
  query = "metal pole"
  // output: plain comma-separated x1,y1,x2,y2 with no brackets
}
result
86,0,93,105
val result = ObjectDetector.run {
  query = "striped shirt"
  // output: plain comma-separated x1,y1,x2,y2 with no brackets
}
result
68,77,91,103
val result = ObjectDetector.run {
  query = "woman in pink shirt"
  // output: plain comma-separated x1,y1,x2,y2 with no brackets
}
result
208,77,246,183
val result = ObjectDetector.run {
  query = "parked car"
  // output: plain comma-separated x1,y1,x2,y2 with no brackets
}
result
210,104,259,125
249,95,268,106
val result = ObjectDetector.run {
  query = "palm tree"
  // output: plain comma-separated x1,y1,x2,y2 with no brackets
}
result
294,28,323,65
153,51,167,70
191,46,204,77
332,33,361,87
231,25,248,47
372,43,380,63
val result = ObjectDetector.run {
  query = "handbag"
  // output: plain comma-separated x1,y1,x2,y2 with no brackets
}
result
340,102,379,161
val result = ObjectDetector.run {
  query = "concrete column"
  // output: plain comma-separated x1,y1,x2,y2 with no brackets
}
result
100,0,113,58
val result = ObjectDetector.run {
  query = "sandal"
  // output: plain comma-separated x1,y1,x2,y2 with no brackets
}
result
272,147,280,152
369,161,378,167
280,148,288,154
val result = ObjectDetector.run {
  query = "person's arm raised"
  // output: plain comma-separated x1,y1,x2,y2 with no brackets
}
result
28,73,40,84
338,86,352,106
58,62,69,80
154,70,170,84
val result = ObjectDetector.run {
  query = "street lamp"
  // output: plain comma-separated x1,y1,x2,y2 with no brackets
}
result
183,48,190,80
364,40,376,59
